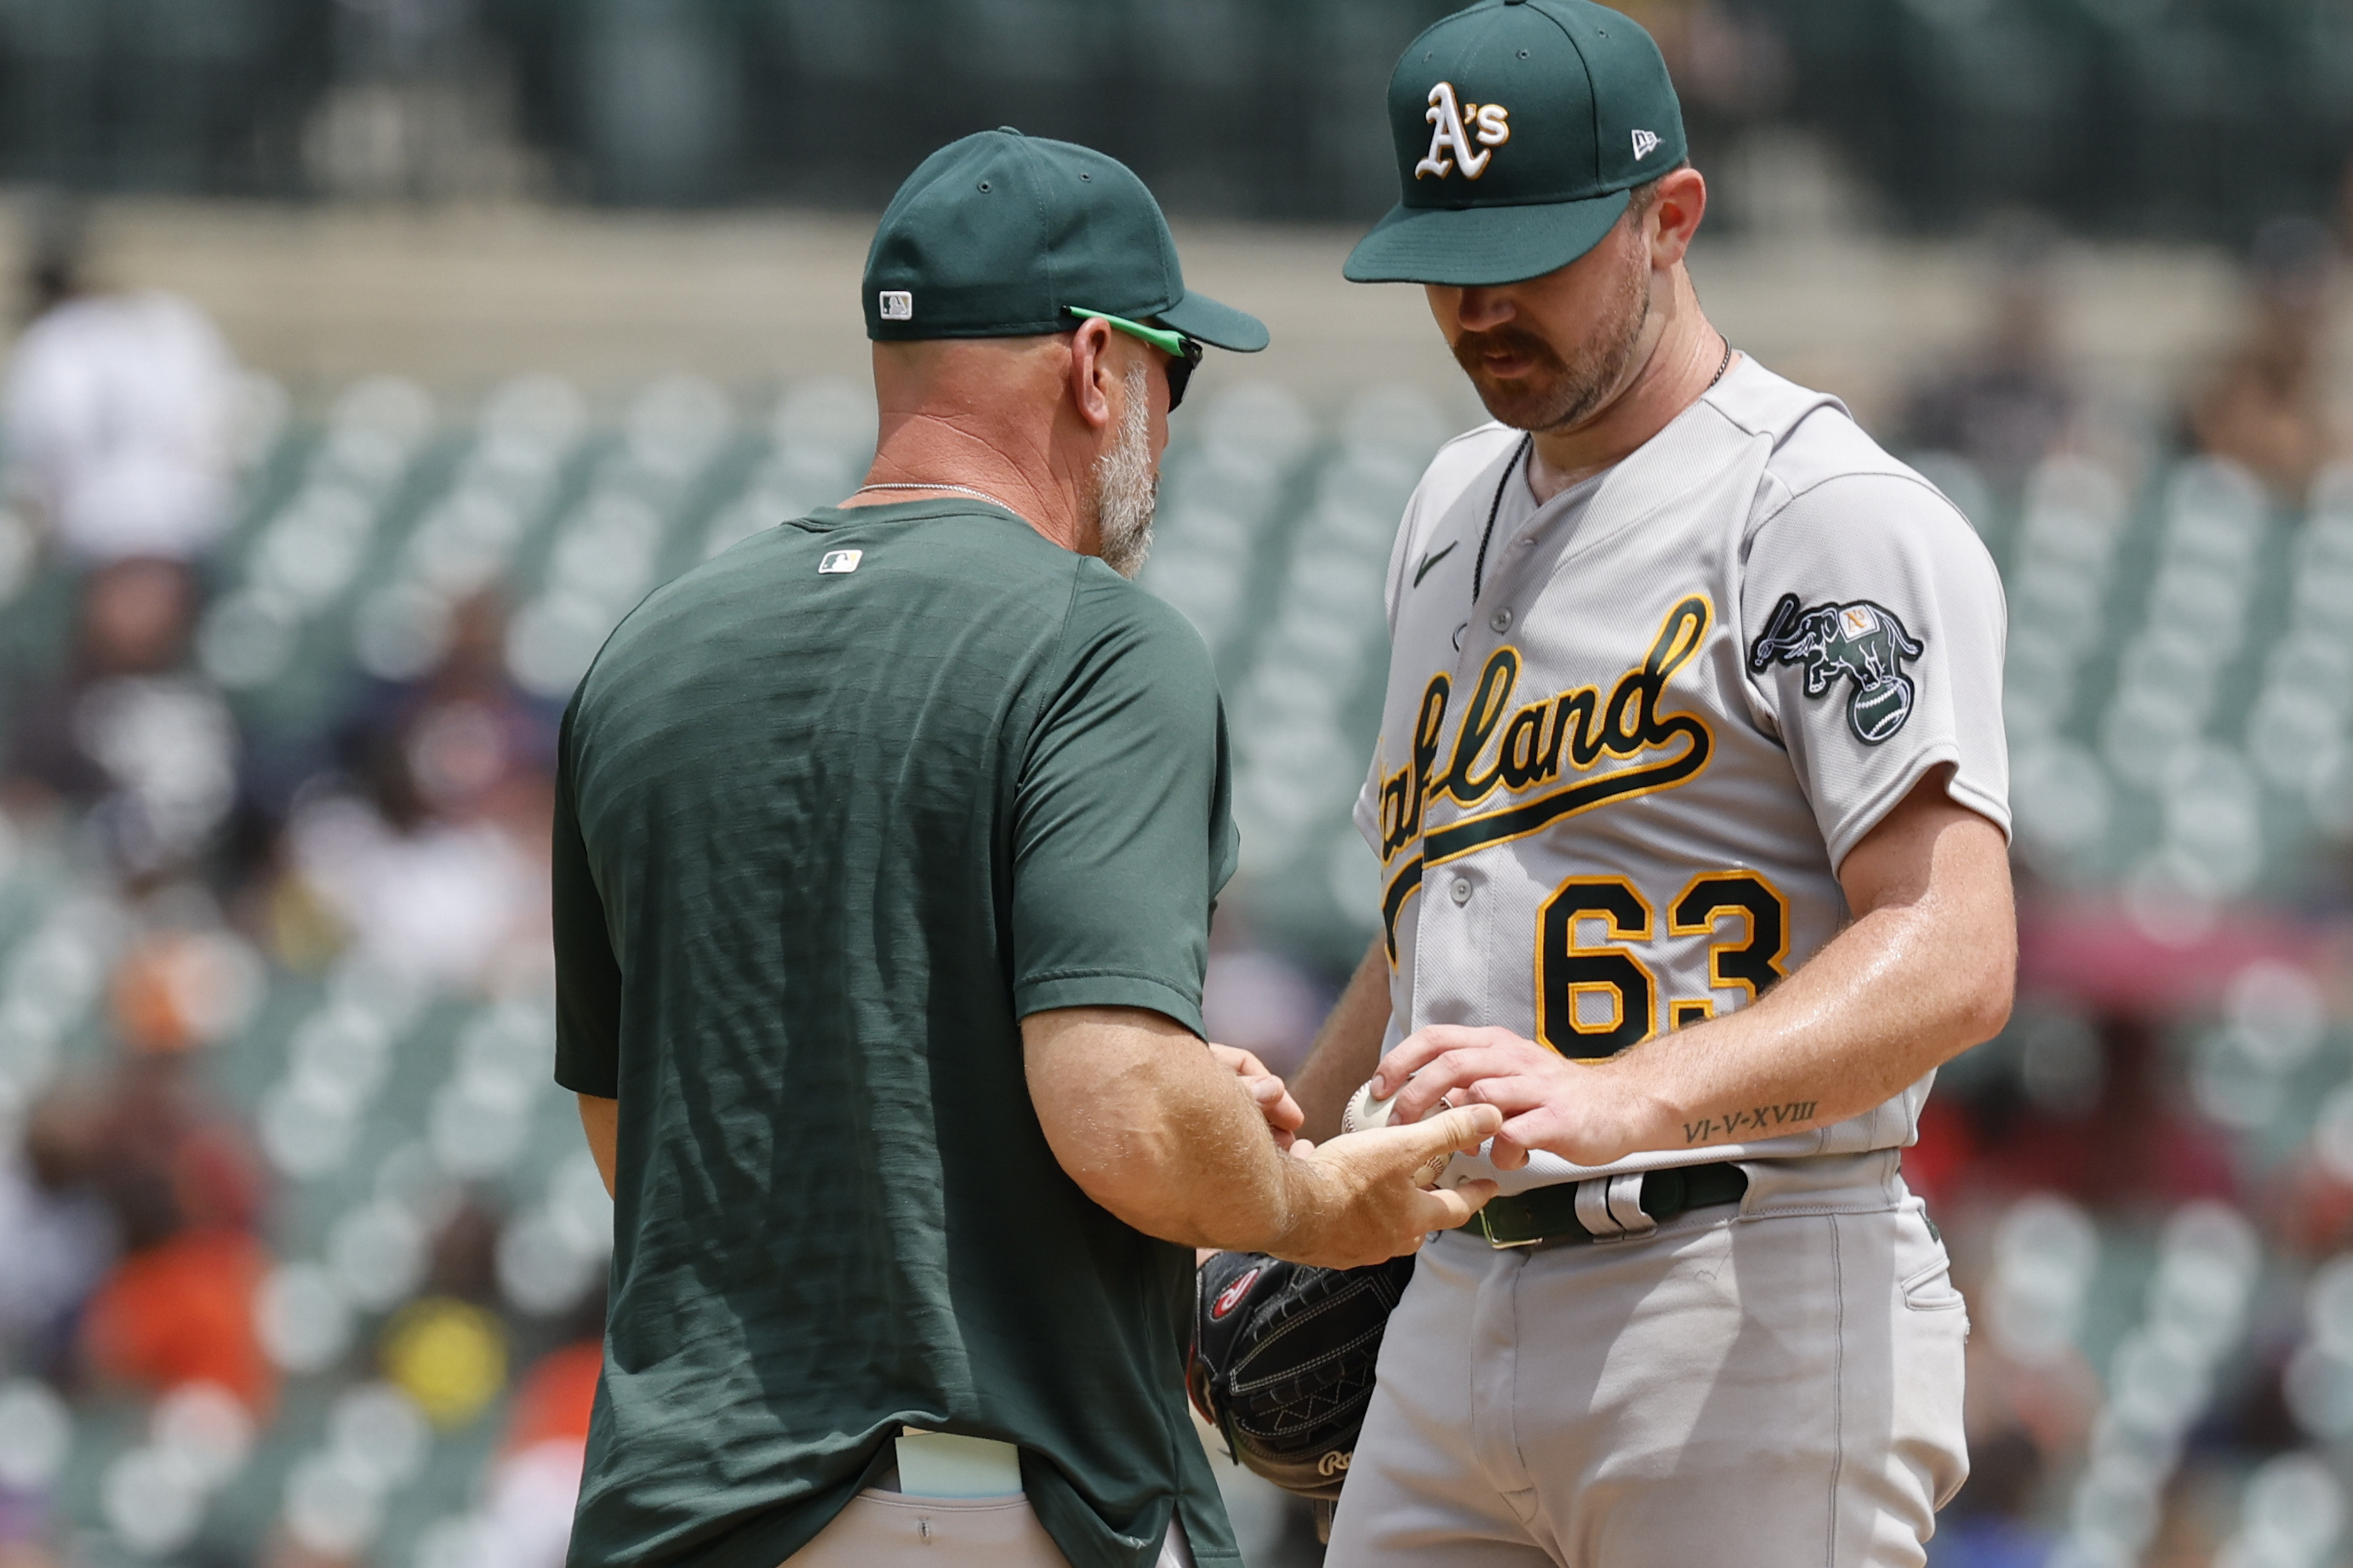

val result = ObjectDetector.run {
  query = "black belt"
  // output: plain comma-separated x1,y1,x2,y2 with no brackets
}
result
1474,1161,1749,1249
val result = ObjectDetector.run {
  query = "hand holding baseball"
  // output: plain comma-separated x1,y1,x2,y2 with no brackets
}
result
1270,1102,1502,1270
1373,1025,1659,1171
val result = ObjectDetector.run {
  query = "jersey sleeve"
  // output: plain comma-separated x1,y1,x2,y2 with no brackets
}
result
1009,569,1238,1035
551,698,623,1098
1740,470,2010,869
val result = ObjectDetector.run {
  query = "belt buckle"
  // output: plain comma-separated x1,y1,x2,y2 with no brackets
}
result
1476,1208,1541,1249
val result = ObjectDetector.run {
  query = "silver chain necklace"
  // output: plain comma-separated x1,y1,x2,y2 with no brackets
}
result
850,481,1025,516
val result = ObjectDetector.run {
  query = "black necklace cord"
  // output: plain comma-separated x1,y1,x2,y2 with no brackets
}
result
1471,436,1533,607
1470,340,1728,607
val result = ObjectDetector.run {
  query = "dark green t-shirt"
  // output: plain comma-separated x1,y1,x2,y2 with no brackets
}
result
551,500,1242,1568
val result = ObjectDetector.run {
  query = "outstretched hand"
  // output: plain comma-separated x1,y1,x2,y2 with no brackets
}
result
1373,1025,1659,1171
1272,1102,1504,1269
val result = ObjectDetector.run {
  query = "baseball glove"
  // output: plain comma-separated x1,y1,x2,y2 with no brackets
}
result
1186,1249,1417,1537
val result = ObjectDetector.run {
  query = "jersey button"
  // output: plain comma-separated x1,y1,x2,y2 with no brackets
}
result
1488,608,1512,632
1449,877,1473,904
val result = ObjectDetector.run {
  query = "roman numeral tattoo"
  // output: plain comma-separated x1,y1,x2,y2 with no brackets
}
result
1681,1101,1818,1144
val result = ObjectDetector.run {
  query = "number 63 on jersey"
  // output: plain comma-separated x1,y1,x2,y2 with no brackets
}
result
1540,870,1789,1058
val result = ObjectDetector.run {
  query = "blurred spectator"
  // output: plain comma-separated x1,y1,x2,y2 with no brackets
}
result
2186,216,2350,499
1607,0,1790,166
79,1223,273,1413
279,595,556,990
478,1316,604,1568
55,1042,274,1412
108,924,265,1058
338,593,560,825
1,207,241,565
1928,1011,2237,1215
0,1099,117,1379
425,1198,506,1305
1905,230,2079,482
380,1296,506,1430
3,557,237,878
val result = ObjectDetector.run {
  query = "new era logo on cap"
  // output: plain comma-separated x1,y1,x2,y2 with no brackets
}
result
819,550,863,574
1631,128,1662,160
877,291,913,321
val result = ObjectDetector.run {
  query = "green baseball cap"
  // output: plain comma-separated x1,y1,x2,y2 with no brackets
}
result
1344,0,1688,288
863,128,1269,353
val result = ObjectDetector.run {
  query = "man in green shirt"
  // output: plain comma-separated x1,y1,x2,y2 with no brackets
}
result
552,129,1501,1568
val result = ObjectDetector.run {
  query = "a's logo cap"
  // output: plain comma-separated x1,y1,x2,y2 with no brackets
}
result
1347,0,1690,288
861,128,1268,352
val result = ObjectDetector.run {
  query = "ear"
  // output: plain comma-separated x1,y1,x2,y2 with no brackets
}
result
1645,167,1708,269
1066,316,1118,431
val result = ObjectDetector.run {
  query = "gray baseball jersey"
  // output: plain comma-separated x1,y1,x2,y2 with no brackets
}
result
1352,356,2009,1195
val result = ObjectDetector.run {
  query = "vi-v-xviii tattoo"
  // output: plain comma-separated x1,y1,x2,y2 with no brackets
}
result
1682,1101,1818,1144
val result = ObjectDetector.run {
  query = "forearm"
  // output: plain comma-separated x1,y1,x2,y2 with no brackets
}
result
577,1093,619,1197
1293,938,1392,1142
1025,1007,1312,1252
1025,1005,1501,1266
1605,880,2013,1155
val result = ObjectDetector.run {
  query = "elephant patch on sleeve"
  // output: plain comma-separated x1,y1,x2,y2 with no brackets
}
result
1747,595,1924,744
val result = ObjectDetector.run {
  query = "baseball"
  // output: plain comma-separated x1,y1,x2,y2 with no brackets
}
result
1342,1078,1455,1188
1340,1078,1402,1135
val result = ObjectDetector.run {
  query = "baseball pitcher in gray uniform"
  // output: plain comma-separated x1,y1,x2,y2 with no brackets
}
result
1288,3,2019,1564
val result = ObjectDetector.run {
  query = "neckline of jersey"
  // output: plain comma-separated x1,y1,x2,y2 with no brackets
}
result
798,496,1027,532
1479,351,1763,584
1505,350,1753,524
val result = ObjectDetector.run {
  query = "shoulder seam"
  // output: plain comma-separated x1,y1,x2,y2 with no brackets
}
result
1754,467,1969,533
1014,554,1092,776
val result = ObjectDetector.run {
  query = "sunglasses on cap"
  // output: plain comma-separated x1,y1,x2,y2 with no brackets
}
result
1067,307,1203,411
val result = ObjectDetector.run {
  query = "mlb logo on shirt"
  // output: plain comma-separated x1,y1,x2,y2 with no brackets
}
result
878,291,914,321
819,550,863,574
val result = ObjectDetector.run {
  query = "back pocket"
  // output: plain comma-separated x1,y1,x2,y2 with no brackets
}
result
1901,1256,1967,1313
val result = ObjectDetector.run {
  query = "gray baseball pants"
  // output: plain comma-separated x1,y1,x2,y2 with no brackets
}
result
1324,1150,1968,1568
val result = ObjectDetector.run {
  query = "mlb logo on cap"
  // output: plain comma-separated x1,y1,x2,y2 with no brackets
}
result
877,291,914,321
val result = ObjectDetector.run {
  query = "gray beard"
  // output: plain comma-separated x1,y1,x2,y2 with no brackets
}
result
1091,363,1157,579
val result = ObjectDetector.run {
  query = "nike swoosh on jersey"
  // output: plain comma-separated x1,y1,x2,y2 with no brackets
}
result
1412,540,1459,588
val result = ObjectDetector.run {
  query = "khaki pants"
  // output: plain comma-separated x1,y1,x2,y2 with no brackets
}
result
783,1489,1197,1567
1326,1152,1969,1568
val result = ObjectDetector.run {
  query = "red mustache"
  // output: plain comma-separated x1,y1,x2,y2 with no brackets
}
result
1452,325,1564,376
